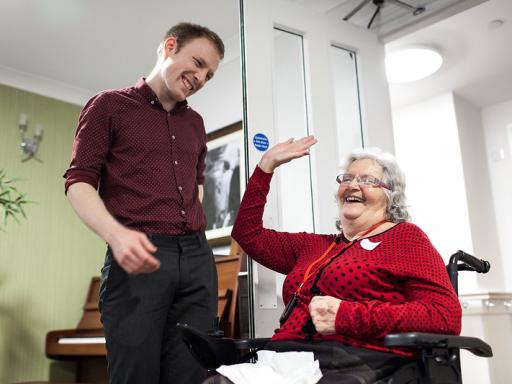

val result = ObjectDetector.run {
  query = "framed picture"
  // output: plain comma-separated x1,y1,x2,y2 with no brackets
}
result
203,121,244,246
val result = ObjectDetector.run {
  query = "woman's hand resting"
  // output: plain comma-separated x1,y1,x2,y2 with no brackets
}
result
258,136,317,173
308,295,342,335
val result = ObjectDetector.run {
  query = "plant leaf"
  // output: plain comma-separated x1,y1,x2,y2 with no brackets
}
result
0,170,30,229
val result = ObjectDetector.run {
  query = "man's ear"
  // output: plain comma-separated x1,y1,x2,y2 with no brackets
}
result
163,36,178,57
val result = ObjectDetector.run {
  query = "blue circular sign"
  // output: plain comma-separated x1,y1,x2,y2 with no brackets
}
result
253,133,269,152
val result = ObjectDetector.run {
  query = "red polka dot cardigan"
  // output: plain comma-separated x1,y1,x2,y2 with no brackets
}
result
232,166,462,356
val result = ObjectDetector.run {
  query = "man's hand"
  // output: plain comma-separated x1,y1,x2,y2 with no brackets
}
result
66,182,160,275
308,295,342,335
108,227,160,274
258,136,317,173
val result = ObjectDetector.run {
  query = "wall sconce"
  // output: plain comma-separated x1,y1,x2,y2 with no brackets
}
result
18,113,43,162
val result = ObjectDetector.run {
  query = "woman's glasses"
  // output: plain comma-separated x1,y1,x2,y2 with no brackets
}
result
336,173,391,190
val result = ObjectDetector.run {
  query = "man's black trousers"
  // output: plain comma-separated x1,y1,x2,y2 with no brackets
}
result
99,232,218,384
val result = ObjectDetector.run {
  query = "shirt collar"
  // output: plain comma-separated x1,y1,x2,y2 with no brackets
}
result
135,77,188,112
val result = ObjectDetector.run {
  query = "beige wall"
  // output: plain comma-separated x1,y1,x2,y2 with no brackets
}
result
0,84,105,383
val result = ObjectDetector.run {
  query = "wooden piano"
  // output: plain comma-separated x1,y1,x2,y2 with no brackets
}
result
46,251,243,382
46,277,107,382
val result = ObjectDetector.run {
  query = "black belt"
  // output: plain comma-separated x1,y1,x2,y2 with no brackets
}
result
146,232,205,247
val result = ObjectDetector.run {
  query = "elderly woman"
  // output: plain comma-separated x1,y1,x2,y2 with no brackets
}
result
215,136,461,383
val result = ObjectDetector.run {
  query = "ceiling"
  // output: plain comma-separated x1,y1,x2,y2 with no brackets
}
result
0,0,510,110
290,0,486,38
385,0,512,108
0,0,240,105
287,0,512,109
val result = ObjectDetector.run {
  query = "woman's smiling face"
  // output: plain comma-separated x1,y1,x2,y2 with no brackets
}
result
337,158,388,226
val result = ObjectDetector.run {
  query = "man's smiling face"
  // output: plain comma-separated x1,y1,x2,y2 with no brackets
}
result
160,36,221,102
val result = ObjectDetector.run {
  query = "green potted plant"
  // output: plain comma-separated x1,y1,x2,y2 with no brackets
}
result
0,169,29,230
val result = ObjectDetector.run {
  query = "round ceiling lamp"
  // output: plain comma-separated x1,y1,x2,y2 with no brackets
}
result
385,46,443,84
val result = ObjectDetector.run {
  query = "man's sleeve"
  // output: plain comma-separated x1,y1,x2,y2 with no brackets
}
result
63,93,112,194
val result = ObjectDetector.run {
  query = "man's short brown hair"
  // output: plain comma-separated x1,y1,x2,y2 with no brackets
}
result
159,22,225,59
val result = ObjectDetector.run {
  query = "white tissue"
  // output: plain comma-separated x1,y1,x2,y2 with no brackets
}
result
217,350,323,384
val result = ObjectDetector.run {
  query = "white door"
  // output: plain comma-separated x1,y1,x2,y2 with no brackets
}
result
240,0,394,337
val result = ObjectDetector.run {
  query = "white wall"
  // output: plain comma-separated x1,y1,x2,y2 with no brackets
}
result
454,94,504,290
392,92,477,292
482,99,512,291
392,92,509,293
393,93,512,384
0,65,91,106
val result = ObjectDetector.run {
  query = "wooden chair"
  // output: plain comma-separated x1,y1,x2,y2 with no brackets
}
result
215,240,245,338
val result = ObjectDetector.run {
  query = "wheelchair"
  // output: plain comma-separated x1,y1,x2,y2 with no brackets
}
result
178,250,493,384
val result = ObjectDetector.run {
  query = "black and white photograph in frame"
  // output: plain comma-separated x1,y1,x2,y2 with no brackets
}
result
203,124,244,242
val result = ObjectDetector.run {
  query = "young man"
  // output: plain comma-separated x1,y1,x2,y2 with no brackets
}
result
64,23,224,384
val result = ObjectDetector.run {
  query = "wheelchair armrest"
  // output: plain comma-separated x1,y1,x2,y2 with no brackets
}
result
177,323,239,369
234,337,271,350
384,332,493,357
177,323,271,370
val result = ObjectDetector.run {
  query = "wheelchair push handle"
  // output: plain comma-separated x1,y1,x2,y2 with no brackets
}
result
450,250,490,273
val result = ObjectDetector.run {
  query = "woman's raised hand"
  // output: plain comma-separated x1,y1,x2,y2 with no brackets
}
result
258,135,317,173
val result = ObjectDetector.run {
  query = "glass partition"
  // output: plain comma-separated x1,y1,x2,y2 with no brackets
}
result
0,1,244,381
330,45,364,163
273,28,314,233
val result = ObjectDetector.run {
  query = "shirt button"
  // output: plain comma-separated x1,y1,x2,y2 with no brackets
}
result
171,135,176,140
178,186,183,191
150,100,155,105
181,210,186,216
174,160,179,165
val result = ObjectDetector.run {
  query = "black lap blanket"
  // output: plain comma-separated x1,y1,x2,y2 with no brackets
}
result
204,340,413,384
265,340,411,384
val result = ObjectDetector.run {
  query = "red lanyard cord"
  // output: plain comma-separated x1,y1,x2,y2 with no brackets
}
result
279,219,388,325
295,219,388,295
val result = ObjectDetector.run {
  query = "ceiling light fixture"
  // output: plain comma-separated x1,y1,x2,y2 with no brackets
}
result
385,46,443,84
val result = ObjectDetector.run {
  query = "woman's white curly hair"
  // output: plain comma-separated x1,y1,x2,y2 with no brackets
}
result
339,147,410,223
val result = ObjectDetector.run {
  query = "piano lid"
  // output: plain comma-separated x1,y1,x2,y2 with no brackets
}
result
77,276,103,330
